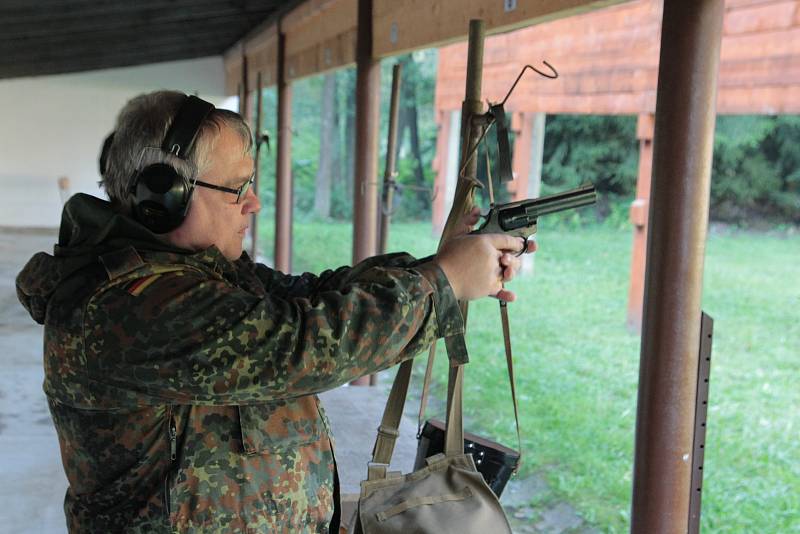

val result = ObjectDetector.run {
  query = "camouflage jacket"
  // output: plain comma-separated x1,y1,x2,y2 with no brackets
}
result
16,194,467,533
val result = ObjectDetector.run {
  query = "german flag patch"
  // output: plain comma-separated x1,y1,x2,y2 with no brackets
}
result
125,274,162,296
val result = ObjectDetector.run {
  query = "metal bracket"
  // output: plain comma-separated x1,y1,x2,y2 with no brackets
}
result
688,311,714,534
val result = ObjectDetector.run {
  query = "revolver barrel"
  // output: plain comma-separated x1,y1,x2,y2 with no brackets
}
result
524,184,597,217
499,184,597,231
471,184,597,237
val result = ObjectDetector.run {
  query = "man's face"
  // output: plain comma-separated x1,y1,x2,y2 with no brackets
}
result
168,124,258,260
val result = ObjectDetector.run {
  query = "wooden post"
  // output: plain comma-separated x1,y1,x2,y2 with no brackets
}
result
431,110,451,236
630,1,724,532
527,112,545,201
250,71,263,260
512,112,545,274
626,113,655,332
350,0,381,386
275,29,293,274
508,112,528,202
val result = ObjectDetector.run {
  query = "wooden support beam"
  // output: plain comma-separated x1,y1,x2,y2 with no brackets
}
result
630,1,724,532
239,52,249,119
223,0,634,94
352,0,380,265
275,29,294,273
244,26,279,91
431,110,451,236
510,112,545,275
251,71,264,260
282,0,357,82
373,0,626,58
224,44,244,98
626,113,654,332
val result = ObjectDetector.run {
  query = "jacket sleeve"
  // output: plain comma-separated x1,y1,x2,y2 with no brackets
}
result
248,252,432,300
83,258,466,405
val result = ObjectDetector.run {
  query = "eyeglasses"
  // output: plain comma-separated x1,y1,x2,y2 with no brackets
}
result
192,175,255,204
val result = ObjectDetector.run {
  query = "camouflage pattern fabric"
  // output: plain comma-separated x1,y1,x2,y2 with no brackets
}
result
17,194,467,533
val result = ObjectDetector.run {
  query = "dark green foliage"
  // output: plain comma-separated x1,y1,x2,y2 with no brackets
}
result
541,113,800,226
542,114,639,220
711,115,800,224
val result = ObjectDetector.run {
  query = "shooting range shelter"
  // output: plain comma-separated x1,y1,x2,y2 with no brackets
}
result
1,1,799,532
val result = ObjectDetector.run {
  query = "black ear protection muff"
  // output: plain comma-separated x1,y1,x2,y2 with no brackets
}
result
130,95,215,234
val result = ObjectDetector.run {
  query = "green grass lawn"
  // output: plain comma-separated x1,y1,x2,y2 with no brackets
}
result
258,219,799,533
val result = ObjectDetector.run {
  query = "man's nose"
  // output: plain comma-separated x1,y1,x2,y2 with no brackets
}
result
241,186,261,214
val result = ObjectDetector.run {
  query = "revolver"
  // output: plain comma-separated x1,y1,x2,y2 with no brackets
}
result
471,184,597,253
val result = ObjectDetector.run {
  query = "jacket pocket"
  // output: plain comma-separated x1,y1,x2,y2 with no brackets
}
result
238,395,325,454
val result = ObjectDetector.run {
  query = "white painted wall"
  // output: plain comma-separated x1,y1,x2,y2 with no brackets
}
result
0,56,236,228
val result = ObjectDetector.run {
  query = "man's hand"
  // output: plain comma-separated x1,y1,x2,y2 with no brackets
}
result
434,232,536,302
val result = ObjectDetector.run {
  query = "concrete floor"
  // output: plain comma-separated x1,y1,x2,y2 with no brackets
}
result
0,228,417,533
0,229,68,533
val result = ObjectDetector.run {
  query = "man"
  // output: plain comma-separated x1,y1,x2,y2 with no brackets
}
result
16,91,532,533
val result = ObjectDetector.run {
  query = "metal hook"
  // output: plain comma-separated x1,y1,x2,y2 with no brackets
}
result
500,61,559,106
456,61,558,184
457,119,494,182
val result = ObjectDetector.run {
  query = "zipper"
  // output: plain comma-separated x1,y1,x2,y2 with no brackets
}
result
164,405,177,519
169,414,177,461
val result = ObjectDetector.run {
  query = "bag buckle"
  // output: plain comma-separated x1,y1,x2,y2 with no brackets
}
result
367,462,389,481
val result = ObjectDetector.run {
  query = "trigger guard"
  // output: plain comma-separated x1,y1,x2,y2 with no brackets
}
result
515,236,529,257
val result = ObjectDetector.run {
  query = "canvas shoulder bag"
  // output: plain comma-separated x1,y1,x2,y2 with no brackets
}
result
352,351,512,534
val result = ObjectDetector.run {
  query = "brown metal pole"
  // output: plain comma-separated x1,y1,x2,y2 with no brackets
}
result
630,1,724,533
350,0,381,386
378,63,403,256
238,53,248,119
275,29,293,274
250,71,263,260
353,0,380,265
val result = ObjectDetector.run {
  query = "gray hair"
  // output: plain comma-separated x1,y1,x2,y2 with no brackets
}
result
101,90,252,213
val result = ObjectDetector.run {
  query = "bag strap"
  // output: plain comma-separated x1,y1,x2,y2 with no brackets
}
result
417,302,522,463
416,304,470,436
444,364,464,456
370,359,413,466
416,343,436,438
368,335,466,478
499,299,522,469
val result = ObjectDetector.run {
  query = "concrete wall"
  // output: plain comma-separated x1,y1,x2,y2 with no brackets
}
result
0,56,235,229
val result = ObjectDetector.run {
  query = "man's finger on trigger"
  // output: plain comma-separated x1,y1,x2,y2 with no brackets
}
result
491,234,525,253
495,289,516,302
